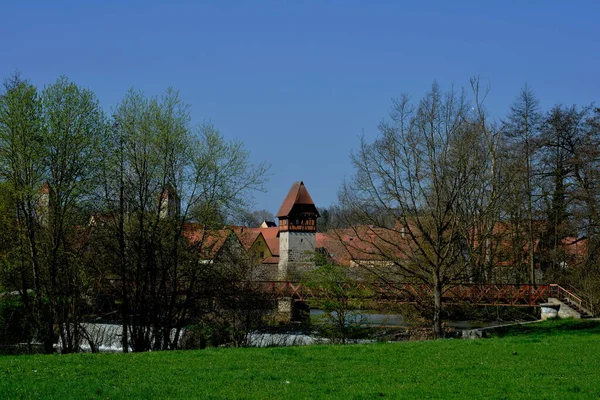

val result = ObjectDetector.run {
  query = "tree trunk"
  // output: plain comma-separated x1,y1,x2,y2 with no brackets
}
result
44,312,55,354
433,277,443,339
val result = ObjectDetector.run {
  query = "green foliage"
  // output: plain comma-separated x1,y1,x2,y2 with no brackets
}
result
1,72,270,353
1,321,600,398
179,321,232,349
488,318,600,338
180,316,259,350
0,295,31,345
303,265,372,343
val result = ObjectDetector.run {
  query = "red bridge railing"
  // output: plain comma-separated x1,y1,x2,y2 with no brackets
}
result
253,281,552,307
549,284,594,316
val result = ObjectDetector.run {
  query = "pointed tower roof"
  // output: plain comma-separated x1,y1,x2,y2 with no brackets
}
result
160,183,179,199
276,181,319,218
39,182,53,195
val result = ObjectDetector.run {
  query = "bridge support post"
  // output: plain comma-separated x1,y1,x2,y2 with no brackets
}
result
276,299,310,323
540,303,560,320
292,301,310,323
277,298,293,322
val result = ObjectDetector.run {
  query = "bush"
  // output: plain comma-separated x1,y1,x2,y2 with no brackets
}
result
303,265,371,344
0,294,32,345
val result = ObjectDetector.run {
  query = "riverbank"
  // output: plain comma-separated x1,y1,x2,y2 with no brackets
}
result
0,317,539,353
1,319,598,399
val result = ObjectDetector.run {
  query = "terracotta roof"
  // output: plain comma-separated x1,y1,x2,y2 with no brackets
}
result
183,223,235,259
265,237,280,256
231,226,261,251
276,181,319,218
261,256,280,264
317,222,590,268
229,225,280,256
315,225,430,267
260,226,279,239
39,182,52,194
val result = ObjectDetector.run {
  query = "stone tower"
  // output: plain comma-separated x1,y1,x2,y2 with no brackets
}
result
276,181,319,280
158,184,180,219
37,182,54,226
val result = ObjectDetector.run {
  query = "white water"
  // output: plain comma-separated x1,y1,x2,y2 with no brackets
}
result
64,311,506,352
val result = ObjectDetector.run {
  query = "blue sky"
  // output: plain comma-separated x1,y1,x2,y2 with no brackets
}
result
2,1,599,215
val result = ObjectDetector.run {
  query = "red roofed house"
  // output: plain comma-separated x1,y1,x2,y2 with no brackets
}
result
183,224,245,264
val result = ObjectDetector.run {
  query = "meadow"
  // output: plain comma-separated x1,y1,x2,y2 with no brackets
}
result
1,319,599,399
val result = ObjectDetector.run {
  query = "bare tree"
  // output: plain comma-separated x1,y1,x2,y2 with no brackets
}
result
501,85,543,283
340,81,501,337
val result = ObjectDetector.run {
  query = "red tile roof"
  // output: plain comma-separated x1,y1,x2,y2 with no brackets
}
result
252,226,280,256
231,226,261,251
39,182,52,194
259,226,279,239
229,226,279,255
265,237,280,256
316,222,590,269
183,223,235,259
316,228,410,266
276,181,319,218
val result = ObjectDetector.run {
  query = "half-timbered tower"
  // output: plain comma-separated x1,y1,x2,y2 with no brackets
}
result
276,181,319,279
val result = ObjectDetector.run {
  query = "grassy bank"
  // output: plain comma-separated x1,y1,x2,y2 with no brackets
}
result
1,319,599,399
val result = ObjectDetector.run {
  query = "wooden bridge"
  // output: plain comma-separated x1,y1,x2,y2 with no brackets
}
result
253,281,594,315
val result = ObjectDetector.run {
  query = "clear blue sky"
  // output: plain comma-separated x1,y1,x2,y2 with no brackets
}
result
2,1,599,215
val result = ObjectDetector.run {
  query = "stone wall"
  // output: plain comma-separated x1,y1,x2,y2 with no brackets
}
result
278,231,316,279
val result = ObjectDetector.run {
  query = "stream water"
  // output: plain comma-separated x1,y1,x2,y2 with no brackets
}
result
68,311,508,351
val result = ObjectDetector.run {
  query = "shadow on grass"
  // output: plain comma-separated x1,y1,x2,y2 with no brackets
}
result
490,319,600,338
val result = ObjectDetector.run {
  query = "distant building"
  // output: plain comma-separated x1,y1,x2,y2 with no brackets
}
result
37,182,53,226
260,220,277,228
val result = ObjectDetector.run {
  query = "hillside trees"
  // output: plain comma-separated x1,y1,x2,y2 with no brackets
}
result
340,81,502,337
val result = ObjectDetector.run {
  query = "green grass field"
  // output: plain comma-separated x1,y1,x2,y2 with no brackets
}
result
1,319,599,399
